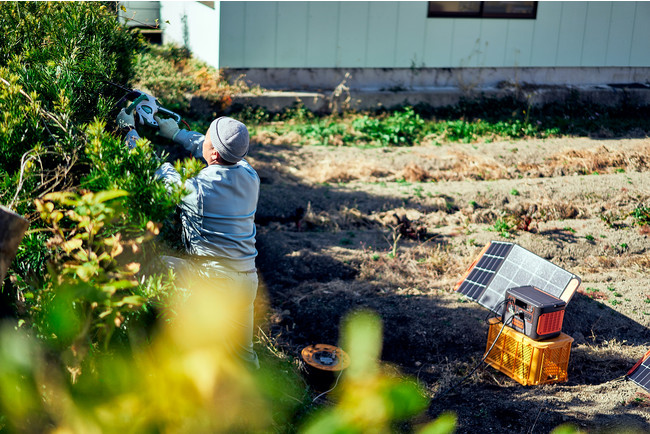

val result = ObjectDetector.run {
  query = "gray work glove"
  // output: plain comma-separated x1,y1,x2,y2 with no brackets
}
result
116,108,135,129
155,115,180,141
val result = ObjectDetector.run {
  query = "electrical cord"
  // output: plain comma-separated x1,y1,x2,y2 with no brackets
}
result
489,298,509,322
312,370,344,403
435,302,517,400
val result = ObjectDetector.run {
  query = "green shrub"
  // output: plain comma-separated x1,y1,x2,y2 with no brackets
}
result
81,120,202,228
295,119,355,146
0,305,454,433
0,3,200,338
131,43,253,115
0,2,141,121
353,106,425,146
31,191,149,364
0,2,142,213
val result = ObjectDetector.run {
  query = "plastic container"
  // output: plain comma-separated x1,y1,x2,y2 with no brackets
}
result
485,317,573,386
301,344,350,392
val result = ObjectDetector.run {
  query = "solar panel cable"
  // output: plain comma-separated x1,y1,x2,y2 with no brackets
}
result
435,306,516,400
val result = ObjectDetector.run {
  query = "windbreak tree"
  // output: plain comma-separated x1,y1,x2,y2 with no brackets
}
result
0,3,198,354
0,2,142,214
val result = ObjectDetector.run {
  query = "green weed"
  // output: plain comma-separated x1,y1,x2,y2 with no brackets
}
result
632,206,650,226
489,217,517,238
352,106,425,146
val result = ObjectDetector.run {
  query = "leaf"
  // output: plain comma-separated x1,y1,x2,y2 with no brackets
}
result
343,310,382,379
124,262,140,274
102,279,136,294
115,295,145,307
110,241,124,258
60,238,83,254
384,381,428,420
417,412,457,434
73,262,101,281
43,192,78,206
551,424,583,434
93,189,129,204
146,221,160,235
51,211,64,224
98,309,113,319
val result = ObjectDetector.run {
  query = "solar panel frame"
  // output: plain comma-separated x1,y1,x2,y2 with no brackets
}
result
628,350,650,392
456,241,581,314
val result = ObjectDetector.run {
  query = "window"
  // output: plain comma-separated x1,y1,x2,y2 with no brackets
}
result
427,2,537,19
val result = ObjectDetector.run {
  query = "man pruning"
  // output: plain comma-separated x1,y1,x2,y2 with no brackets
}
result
117,109,261,369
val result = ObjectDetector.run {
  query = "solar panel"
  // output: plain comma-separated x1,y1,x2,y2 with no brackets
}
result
455,241,581,314
628,349,650,392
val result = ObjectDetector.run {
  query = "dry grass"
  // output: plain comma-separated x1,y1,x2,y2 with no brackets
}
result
253,130,303,146
577,253,650,274
252,137,650,187
401,163,430,182
299,203,377,232
506,200,584,221
549,143,650,174
359,242,463,293
305,160,393,184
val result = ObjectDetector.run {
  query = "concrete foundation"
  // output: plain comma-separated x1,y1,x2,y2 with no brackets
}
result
226,67,650,113
225,67,650,92
231,85,650,114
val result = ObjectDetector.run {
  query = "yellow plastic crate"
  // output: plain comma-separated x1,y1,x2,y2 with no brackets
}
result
485,317,573,386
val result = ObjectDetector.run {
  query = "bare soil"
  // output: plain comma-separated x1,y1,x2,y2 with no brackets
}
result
248,134,650,433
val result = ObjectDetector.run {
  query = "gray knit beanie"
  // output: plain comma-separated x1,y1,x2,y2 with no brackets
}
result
208,117,249,163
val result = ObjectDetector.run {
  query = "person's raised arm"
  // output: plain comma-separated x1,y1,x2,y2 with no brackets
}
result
155,116,206,162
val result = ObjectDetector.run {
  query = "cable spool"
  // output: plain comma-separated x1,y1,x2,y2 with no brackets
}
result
300,344,350,392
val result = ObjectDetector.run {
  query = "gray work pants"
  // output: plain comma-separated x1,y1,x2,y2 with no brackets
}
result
161,255,260,369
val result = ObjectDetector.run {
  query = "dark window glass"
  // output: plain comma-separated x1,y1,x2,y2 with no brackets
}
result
428,1,537,19
428,1,481,17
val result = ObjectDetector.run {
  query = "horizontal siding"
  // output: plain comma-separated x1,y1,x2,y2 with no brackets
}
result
217,1,650,68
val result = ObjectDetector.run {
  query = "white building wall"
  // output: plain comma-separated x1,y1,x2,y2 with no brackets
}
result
159,1,220,68
216,1,650,69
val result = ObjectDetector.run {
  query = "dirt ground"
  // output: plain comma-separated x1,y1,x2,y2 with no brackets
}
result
247,133,650,433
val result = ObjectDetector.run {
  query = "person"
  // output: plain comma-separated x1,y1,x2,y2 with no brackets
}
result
117,108,261,369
